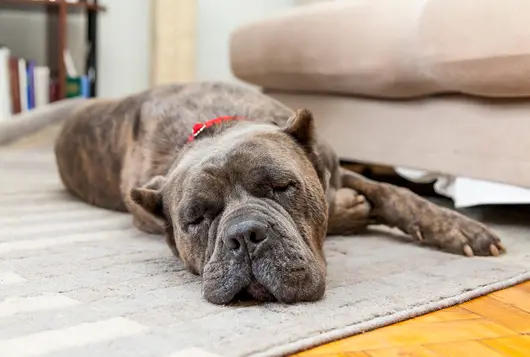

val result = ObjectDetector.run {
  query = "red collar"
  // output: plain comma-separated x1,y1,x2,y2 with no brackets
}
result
187,115,245,142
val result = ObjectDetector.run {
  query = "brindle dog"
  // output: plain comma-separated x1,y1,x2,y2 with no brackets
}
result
50,82,503,304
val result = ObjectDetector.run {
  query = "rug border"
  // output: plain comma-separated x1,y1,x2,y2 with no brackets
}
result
249,271,530,357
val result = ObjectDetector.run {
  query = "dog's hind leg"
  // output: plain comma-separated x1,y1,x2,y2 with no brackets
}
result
338,168,504,257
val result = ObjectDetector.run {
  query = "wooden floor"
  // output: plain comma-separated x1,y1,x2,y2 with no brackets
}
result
293,281,530,357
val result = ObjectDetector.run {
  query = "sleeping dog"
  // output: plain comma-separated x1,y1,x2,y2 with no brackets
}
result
21,82,505,304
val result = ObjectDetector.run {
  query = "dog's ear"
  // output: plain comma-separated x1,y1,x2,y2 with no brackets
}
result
130,175,167,219
283,109,329,190
283,109,316,150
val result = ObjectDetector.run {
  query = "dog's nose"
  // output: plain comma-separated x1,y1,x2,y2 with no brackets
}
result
224,220,268,253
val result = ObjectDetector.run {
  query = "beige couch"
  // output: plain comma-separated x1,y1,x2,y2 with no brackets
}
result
229,0,530,188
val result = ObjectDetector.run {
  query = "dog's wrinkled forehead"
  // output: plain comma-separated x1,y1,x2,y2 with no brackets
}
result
180,124,279,170
171,123,303,185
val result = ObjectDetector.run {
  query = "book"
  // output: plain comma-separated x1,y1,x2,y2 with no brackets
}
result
49,79,60,103
26,60,36,110
18,58,28,112
66,76,82,98
34,66,50,108
0,46,11,120
8,57,21,114
80,75,90,98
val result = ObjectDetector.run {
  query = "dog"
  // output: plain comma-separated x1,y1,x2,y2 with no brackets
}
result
7,82,505,304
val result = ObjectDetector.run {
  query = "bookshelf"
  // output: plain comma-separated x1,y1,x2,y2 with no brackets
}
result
0,0,105,11
0,0,106,100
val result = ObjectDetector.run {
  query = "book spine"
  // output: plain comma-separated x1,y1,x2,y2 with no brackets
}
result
18,58,28,112
8,56,21,114
26,61,36,110
0,47,11,120
34,66,51,108
49,79,60,103
80,75,90,98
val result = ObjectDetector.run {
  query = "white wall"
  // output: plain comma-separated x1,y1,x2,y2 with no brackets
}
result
195,0,297,82
97,0,151,98
0,1,151,99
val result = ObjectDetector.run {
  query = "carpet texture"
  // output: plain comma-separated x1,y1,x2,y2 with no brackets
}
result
1,128,529,357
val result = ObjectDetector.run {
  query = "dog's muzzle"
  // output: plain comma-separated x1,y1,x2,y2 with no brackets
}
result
202,207,326,305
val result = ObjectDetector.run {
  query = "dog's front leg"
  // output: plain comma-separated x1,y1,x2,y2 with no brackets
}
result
340,168,505,257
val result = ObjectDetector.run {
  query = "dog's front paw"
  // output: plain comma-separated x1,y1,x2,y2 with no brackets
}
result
327,188,372,235
411,209,505,257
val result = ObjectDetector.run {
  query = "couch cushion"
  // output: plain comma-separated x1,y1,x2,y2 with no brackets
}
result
230,0,530,98
268,91,530,187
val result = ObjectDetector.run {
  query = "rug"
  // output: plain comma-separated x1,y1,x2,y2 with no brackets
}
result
1,126,529,357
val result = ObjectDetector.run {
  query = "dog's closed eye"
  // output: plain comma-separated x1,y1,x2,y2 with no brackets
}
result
272,181,296,194
266,181,297,201
182,213,208,234
180,201,223,232
187,215,205,226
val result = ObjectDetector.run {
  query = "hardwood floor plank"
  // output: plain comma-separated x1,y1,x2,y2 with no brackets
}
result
425,340,506,357
482,336,530,357
294,319,517,354
461,296,530,333
365,346,438,357
518,282,530,294
491,288,530,314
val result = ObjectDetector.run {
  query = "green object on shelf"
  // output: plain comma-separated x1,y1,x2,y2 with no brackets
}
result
66,76,82,98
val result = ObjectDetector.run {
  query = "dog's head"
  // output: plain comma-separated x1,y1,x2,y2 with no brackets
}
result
131,109,329,304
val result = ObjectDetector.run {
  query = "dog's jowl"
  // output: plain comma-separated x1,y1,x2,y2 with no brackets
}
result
49,82,505,304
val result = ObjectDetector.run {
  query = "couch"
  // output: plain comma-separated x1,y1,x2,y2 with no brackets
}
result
229,0,530,189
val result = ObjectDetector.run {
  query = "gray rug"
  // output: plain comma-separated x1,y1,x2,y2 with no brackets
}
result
1,129,529,357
